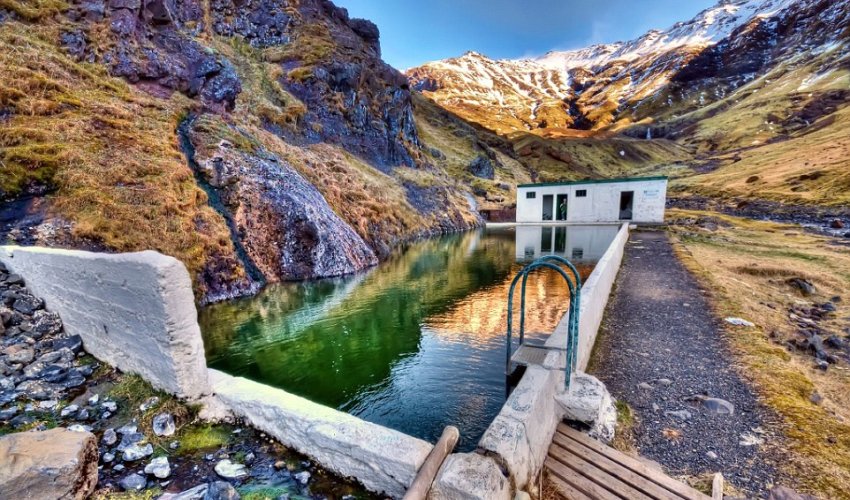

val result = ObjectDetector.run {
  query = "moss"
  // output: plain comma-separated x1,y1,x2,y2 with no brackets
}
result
176,424,231,454
238,487,294,500
94,488,162,500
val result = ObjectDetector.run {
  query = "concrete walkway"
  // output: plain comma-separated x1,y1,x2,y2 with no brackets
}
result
589,230,782,496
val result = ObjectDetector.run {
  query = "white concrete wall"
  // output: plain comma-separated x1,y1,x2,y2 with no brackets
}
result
545,223,630,371
516,179,667,224
477,223,630,491
0,246,210,399
208,369,432,498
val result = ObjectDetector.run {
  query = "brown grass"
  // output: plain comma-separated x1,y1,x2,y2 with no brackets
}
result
668,209,850,499
0,23,241,297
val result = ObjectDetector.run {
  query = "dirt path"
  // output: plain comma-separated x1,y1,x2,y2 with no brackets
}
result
590,230,784,497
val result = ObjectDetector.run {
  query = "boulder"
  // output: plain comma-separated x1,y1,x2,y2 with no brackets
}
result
555,373,617,443
205,481,240,500
429,453,510,500
787,278,816,296
0,428,98,499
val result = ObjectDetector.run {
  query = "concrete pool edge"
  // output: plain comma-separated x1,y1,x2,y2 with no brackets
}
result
205,369,433,498
473,222,630,493
0,222,631,499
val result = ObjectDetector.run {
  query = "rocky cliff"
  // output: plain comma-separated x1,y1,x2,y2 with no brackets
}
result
0,0,497,302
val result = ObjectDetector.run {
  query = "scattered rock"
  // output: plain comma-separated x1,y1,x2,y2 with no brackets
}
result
38,399,58,410
0,428,98,499
214,459,248,479
102,451,115,463
69,424,93,433
122,442,154,461
12,294,43,315
139,396,160,411
119,472,148,491
102,428,118,446
655,378,673,386
665,409,692,420
102,400,118,413
160,483,208,500
637,382,653,390
145,456,171,479
205,480,241,500
4,344,34,364
786,278,816,296
815,359,829,371
830,219,845,229
686,395,735,415
739,432,765,447
725,317,755,327
809,392,823,405
706,451,718,460
294,470,311,485
153,412,176,436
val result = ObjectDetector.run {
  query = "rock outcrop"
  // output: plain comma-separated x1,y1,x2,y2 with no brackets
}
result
0,0,488,303
0,428,99,499
189,126,378,281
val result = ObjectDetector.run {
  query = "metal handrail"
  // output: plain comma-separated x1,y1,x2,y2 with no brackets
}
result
506,255,582,387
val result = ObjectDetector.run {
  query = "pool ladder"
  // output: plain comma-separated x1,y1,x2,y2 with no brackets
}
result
506,255,581,388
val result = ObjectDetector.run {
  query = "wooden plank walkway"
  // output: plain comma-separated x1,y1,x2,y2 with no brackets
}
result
545,424,711,500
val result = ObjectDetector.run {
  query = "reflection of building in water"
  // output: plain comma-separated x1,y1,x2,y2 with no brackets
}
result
515,225,621,262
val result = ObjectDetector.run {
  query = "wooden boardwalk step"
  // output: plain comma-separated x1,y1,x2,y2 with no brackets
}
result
545,424,710,500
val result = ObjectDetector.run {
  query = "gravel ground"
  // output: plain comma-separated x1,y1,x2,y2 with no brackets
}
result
590,230,785,497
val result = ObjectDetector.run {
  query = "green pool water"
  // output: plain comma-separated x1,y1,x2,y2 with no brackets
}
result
199,225,619,450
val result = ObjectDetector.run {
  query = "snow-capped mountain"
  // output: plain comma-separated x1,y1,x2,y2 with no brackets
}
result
407,0,849,135
535,0,795,71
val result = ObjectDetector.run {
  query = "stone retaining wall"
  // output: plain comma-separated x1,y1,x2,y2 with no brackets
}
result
0,246,209,399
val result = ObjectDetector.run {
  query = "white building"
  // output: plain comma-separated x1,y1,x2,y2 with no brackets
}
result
515,176,668,224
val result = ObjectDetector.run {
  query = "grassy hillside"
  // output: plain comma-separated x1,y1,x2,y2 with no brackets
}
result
0,10,492,298
0,21,247,295
667,50,850,207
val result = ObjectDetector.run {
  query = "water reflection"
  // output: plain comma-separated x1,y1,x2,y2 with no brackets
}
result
200,225,617,450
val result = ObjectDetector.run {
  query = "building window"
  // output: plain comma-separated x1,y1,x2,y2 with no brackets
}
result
526,191,537,199
576,189,587,197
572,248,584,260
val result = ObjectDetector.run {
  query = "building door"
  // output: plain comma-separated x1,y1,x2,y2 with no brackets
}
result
542,195,554,221
619,191,634,220
556,194,568,221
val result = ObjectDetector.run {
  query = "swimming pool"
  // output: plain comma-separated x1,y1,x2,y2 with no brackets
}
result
200,224,620,450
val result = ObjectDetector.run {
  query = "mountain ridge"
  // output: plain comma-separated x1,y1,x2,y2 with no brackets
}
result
407,0,850,207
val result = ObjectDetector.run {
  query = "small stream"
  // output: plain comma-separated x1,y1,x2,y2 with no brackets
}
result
176,115,265,287
200,224,620,450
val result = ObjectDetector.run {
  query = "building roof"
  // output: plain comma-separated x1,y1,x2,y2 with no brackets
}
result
517,176,668,189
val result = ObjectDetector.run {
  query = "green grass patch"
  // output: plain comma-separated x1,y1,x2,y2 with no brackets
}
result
176,424,231,454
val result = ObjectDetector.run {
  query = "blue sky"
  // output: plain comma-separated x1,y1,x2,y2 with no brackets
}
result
334,0,718,69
